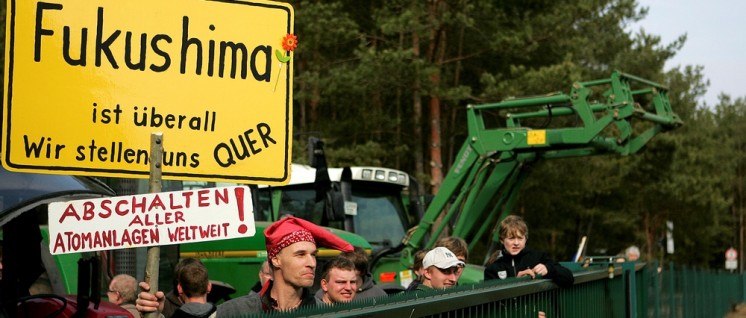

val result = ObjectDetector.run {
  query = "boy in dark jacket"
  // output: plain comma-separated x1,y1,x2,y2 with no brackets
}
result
484,215,574,288
171,258,217,318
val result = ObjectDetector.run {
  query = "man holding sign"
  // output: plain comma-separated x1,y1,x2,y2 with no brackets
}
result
136,216,353,315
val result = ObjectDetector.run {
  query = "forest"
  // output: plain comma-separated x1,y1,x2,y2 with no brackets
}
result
2,0,744,270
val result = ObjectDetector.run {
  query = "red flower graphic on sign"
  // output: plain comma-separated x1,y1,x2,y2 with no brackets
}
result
274,34,297,92
282,33,298,52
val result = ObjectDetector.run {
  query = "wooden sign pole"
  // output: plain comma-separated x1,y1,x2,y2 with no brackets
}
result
144,132,163,318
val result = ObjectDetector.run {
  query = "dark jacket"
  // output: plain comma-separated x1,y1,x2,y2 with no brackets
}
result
162,290,184,318
356,272,387,299
404,279,421,292
484,248,574,288
249,281,263,294
217,280,315,316
171,302,217,318
414,283,433,292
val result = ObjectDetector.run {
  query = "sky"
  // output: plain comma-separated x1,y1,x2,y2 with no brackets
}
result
632,0,746,106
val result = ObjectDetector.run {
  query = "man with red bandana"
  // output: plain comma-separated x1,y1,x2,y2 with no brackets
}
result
136,216,353,315
483,215,574,288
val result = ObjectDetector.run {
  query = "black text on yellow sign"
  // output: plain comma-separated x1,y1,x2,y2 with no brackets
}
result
3,0,294,185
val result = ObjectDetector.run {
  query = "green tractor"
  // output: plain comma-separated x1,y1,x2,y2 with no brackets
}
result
184,71,682,295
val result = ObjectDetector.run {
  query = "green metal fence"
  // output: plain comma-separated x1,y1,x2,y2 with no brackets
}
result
649,262,745,318
235,262,744,318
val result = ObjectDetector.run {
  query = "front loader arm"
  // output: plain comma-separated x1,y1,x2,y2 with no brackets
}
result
399,71,682,269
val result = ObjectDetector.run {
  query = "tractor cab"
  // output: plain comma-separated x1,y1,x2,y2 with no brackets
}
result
0,166,132,318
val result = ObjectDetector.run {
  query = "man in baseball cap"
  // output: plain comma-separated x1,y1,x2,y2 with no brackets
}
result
137,216,353,316
416,246,465,290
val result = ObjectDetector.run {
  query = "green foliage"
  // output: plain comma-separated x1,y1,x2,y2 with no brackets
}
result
326,140,410,168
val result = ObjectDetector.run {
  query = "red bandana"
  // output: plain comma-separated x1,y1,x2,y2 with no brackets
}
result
268,229,315,259
264,216,353,260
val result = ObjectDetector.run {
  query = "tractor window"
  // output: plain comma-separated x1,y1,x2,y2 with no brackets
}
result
253,189,272,221
351,189,408,253
255,187,321,224
282,188,322,224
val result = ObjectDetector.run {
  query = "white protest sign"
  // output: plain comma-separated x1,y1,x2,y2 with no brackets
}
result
48,186,254,255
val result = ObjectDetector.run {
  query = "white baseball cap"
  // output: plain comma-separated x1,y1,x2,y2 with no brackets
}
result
423,247,465,269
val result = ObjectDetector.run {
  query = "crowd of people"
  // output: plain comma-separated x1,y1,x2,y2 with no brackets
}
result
105,215,576,317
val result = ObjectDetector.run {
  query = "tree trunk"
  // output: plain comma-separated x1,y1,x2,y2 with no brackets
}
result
429,77,443,195
396,32,405,169
411,0,424,185
644,210,654,262
427,0,445,194
446,26,466,169
310,85,320,124
297,61,306,134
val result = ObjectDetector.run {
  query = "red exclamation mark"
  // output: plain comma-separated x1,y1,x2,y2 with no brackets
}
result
234,187,248,234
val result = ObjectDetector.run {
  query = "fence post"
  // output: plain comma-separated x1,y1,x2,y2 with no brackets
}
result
625,262,637,318
743,270,746,303
651,261,660,318
668,262,675,318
